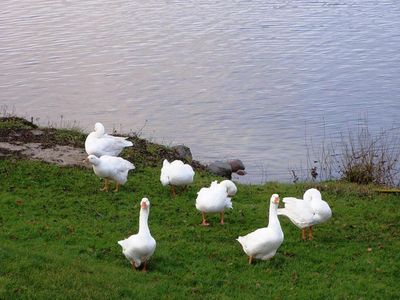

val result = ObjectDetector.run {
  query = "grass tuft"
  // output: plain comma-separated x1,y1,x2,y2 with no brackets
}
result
338,127,400,186
0,117,37,130
308,121,400,187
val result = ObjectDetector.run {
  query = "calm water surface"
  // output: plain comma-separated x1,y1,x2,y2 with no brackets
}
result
1,0,400,182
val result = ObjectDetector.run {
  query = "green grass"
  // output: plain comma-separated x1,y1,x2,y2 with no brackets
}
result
0,117,37,130
52,129,86,148
0,159,399,299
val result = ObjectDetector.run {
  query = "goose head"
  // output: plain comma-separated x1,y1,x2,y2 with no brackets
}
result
87,154,101,166
220,180,237,197
141,198,150,210
94,122,105,136
303,188,322,202
270,194,280,205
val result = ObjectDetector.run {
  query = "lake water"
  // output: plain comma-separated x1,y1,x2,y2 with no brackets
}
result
1,0,400,183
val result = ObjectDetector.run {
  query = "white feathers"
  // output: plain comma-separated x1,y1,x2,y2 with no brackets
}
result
277,188,332,229
237,194,284,261
118,198,156,268
160,159,194,186
87,154,135,185
220,180,238,197
85,122,135,191
195,180,237,213
81,122,335,269
85,122,133,157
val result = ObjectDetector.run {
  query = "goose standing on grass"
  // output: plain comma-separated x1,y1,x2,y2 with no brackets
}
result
86,154,135,192
237,194,284,264
277,188,332,240
160,159,195,197
85,122,133,157
195,180,237,226
118,198,156,272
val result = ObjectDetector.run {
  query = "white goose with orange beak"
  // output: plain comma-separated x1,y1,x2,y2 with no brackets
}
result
118,198,156,272
237,194,284,264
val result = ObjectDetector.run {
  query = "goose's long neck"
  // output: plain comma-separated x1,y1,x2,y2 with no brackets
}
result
268,203,280,228
138,208,150,236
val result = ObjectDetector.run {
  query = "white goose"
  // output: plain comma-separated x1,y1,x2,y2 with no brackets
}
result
85,122,133,157
195,180,237,226
237,194,284,264
277,188,332,240
118,198,156,272
160,159,195,197
87,154,135,192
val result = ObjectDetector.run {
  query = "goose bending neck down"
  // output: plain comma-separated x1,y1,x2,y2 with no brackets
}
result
160,159,195,197
86,154,135,192
277,188,332,240
195,180,237,226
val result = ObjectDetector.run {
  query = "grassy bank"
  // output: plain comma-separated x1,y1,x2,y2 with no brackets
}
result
0,158,399,299
0,118,399,299
0,116,203,170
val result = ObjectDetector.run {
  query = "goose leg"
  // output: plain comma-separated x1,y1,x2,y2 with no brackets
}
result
309,226,314,240
220,211,225,225
171,186,176,197
248,256,253,265
142,260,148,272
114,183,120,193
100,179,109,192
201,212,209,226
301,228,306,240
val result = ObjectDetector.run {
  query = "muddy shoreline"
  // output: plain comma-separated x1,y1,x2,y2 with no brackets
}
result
0,117,206,170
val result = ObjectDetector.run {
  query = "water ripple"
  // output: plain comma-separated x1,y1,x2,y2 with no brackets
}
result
1,0,400,182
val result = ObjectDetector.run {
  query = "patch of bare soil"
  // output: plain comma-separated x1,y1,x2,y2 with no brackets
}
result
0,142,87,167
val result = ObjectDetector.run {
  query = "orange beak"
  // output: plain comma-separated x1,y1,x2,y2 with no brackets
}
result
274,197,280,204
141,202,147,209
